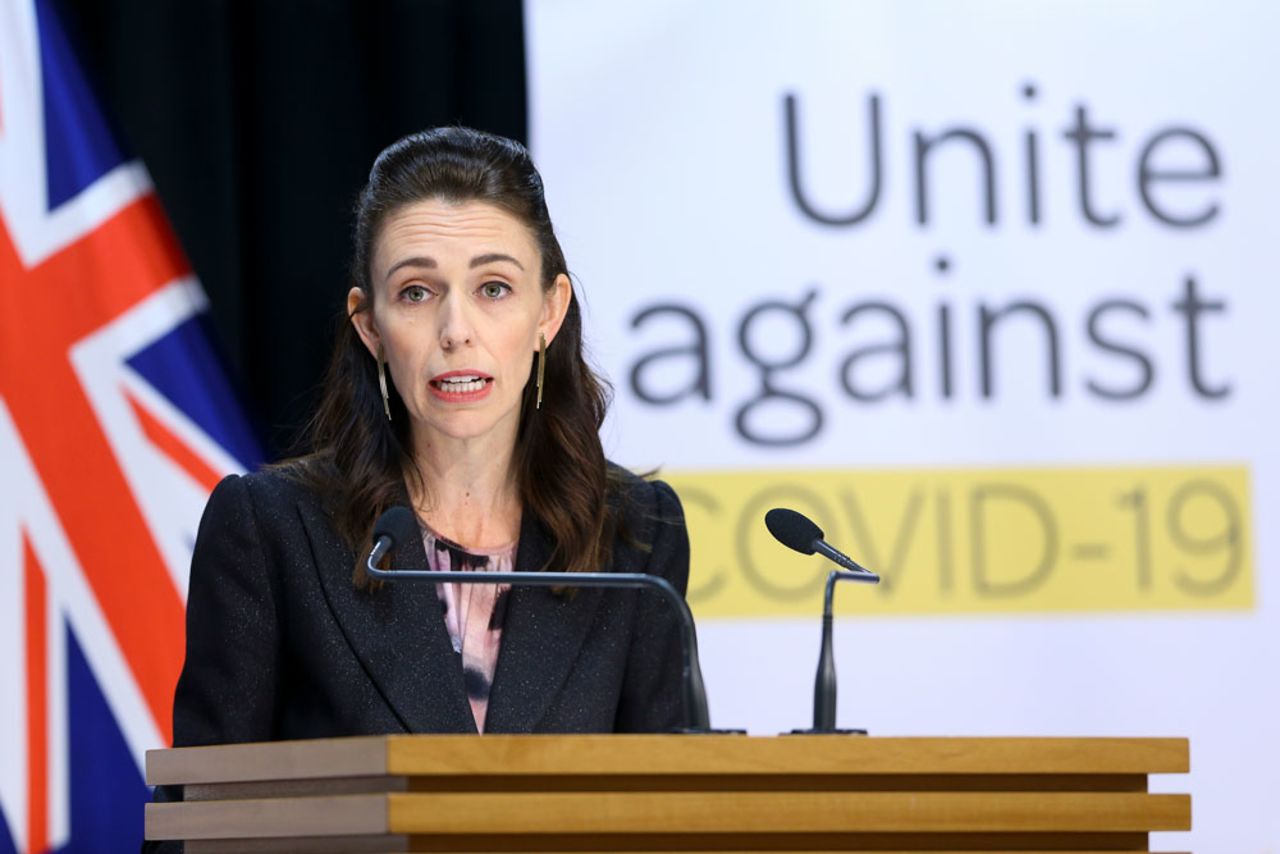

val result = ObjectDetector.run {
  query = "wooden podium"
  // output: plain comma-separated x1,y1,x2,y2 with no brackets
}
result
145,735,1190,852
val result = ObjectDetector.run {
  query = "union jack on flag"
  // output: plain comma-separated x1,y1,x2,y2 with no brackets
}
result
0,0,261,850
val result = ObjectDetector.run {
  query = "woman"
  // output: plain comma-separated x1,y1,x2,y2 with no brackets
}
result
171,127,690,748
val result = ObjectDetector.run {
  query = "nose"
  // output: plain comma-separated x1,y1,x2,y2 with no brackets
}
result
437,291,475,350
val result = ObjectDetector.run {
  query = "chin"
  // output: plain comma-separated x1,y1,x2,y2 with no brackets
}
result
417,409,513,443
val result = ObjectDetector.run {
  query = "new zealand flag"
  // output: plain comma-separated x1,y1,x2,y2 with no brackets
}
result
0,0,261,849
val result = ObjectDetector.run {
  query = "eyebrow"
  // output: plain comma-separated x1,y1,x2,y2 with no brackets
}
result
384,256,435,281
469,253,524,270
384,253,524,282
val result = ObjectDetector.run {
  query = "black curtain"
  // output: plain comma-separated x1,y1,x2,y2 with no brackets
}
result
56,0,528,457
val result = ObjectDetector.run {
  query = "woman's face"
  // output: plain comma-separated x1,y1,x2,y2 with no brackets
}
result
349,199,571,447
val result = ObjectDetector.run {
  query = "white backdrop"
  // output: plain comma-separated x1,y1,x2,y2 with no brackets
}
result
527,1,1278,849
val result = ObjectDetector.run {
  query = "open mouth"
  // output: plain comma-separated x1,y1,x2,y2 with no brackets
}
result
431,375,490,393
429,372,495,401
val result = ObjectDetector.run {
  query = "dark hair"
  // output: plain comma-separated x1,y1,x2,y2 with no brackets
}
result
288,127,619,584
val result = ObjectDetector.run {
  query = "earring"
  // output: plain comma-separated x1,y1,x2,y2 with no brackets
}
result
536,333,547,410
377,352,392,421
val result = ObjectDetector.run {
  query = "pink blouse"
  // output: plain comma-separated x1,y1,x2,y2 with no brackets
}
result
421,524,515,733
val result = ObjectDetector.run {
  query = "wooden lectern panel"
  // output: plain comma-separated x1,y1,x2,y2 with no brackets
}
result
145,735,1191,852
148,735,1190,785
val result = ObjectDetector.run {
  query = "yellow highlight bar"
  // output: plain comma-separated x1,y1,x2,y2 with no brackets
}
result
666,466,1252,618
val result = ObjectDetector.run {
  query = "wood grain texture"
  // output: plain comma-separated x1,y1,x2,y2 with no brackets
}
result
395,834,1169,852
186,774,407,801
396,845,1172,850
146,794,387,840
145,735,1192,849
187,834,409,853
396,773,1150,794
189,844,1181,854
386,791,1190,834
147,736,1190,786
147,735,388,785
385,736,1189,777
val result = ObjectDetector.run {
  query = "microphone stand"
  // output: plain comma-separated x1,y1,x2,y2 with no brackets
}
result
792,568,879,735
366,551,719,733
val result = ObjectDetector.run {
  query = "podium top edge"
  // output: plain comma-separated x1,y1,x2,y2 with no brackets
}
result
146,735,1189,786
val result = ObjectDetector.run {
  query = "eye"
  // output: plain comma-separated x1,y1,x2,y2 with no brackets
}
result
402,284,430,303
480,281,512,300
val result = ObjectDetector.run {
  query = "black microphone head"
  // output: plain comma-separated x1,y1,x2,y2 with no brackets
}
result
373,505,418,548
764,507,824,555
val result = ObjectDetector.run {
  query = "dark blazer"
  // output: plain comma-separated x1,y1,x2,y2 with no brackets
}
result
169,465,691,750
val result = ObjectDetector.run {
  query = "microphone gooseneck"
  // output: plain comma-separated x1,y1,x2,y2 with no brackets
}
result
366,506,716,734
765,507,880,734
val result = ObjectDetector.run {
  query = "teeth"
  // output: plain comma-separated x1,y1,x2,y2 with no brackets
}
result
438,377,486,394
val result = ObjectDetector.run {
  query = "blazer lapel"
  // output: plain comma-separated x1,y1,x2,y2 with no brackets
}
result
297,497,476,734
484,512,604,733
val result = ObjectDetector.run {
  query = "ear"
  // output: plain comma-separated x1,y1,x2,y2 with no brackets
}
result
347,287,381,358
538,274,573,347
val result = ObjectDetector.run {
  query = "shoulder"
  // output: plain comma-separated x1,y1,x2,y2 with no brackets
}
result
205,465,318,509
605,462,686,531
191,466,342,594
604,463,688,582
198,465,328,537
603,463,689,591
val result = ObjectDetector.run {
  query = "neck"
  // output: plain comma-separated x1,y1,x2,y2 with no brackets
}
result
407,423,522,551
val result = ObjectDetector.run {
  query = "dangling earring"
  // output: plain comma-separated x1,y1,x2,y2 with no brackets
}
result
535,333,547,410
377,351,392,421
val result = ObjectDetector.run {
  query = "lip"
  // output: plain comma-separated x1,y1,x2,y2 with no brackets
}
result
430,370,494,382
428,370,495,404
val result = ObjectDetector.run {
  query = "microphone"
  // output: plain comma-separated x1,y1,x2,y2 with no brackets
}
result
366,506,717,734
764,508,880,579
765,507,880,734
369,505,417,568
